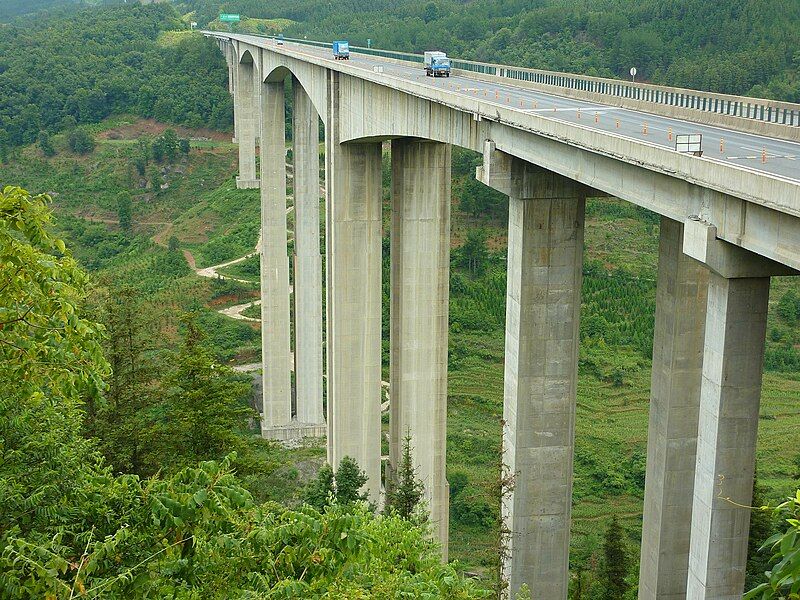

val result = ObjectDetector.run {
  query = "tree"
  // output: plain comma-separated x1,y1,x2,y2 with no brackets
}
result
335,456,370,506
151,137,166,162
146,316,255,471
67,127,96,154
384,431,425,519
85,285,158,475
458,228,490,274
168,235,180,252
162,128,179,161
37,131,55,157
179,138,191,155
149,165,163,192
744,491,800,599
304,463,336,511
117,192,132,231
599,517,630,600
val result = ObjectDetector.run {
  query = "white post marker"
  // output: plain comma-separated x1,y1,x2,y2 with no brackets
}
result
630,67,637,83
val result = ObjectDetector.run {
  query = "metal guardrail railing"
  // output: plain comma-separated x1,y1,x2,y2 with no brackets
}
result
233,33,800,129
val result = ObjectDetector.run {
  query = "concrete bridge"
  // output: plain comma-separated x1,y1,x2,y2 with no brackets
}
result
206,31,800,600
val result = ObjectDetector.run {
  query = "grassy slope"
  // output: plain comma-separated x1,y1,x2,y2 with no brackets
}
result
3,118,798,578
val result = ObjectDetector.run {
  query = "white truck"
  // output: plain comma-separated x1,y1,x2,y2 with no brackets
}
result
424,51,451,77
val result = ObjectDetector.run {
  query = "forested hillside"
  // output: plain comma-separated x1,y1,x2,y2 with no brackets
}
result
0,4,231,151
181,0,800,101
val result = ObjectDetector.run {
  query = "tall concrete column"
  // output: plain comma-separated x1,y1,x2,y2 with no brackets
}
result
639,217,709,600
389,139,451,556
478,143,588,599
686,273,769,599
681,217,795,599
292,79,324,426
235,56,258,189
259,79,293,433
325,70,382,504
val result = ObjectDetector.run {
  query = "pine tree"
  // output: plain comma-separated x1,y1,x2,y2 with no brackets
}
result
384,431,425,519
599,517,629,600
117,192,132,231
37,131,55,157
85,285,158,475
304,463,336,511
335,456,369,505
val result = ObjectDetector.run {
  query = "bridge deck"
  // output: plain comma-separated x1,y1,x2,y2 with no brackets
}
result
226,34,800,184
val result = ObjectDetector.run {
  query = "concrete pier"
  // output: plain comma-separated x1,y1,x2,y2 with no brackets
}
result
292,79,325,426
686,273,770,599
325,117,383,502
235,55,258,189
479,145,587,599
639,217,709,600
389,138,451,555
259,80,293,433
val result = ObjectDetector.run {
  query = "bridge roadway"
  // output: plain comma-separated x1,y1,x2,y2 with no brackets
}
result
210,32,800,600
235,33,799,183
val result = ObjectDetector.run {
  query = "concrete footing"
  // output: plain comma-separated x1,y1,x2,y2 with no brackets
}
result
236,177,260,189
389,138,451,557
262,422,328,442
639,217,709,600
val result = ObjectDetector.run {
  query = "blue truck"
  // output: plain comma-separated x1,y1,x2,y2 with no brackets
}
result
332,41,350,60
424,51,451,77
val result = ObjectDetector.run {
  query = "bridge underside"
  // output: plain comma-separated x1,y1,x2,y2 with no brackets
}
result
215,36,799,599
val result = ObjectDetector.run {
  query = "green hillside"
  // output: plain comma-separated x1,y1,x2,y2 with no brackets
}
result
4,116,799,587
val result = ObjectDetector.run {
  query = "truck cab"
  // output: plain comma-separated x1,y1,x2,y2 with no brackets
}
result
424,51,451,77
333,40,350,60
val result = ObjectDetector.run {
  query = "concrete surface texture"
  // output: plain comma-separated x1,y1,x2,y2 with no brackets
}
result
292,80,325,426
389,138,452,557
259,79,293,430
639,217,709,600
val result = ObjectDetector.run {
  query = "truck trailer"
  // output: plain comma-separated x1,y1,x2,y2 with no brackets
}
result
424,51,451,77
333,41,350,60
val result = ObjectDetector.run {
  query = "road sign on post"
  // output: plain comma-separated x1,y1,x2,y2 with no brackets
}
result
219,13,241,23
630,67,637,82
676,133,703,156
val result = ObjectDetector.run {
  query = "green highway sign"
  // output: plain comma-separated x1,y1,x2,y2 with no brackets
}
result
219,13,240,23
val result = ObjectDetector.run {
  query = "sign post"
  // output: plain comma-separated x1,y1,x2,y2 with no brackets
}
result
630,66,637,83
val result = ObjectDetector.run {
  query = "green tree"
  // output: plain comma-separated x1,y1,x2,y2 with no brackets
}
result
335,456,370,506
149,165,163,192
67,127,95,154
179,138,191,155
384,431,425,520
117,192,132,231
37,131,55,157
146,316,254,471
458,228,490,274
168,235,180,252
86,285,158,475
151,137,166,162
304,462,336,511
162,128,179,161
745,491,800,599
599,517,630,600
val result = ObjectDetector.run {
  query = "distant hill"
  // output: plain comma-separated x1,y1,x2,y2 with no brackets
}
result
177,0,800,101
0,0,113,21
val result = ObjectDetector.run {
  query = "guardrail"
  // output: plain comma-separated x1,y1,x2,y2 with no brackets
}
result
224,32,800,131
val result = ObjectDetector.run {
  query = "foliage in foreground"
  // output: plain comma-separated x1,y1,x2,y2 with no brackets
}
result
745,491,800,600
0,186,487,598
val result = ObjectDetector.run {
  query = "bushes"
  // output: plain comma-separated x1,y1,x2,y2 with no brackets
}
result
67,127,95,154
